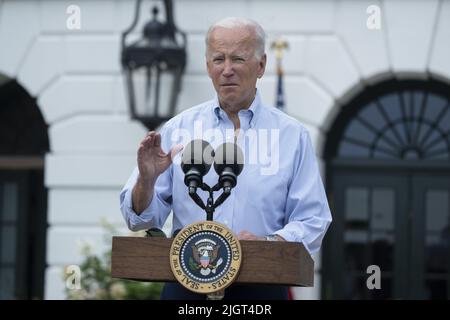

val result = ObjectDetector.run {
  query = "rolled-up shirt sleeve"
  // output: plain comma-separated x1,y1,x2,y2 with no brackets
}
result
119,126,173,232
275,129,332,254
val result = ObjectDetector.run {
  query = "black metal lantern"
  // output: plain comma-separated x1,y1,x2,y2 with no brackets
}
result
121,0,186,130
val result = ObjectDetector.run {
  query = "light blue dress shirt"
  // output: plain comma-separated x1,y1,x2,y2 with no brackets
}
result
120,91,332,253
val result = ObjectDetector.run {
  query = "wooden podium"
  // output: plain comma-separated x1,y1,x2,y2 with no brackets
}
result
111,237,314,287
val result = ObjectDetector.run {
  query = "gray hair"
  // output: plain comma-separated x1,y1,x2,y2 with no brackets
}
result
205,17,266,59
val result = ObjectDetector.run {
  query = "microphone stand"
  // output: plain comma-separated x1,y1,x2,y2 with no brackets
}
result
185,177,235,301
188,183,232,221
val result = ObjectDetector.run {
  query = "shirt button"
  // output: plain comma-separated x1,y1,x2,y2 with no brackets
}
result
224,219,228,225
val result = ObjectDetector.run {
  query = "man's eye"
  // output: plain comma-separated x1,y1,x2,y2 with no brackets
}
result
233,57,245,62
213,58,224,63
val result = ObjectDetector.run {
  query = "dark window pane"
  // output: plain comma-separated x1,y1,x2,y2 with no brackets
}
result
343,275,392,300
438,107,450,131
424,94,447,122
359,102,386,130
426,139,447,154
421,129,441,149
379,94,402,122
412,91,425,118
371,189,395,271
1,226,16,264
393,122,408,146
372,189,394,232
345,188,369,223
417,122,433,145
409,120,420,143
401,91,412,119
0,267,15,299
425,190,449,275
344,120,376,145
345,241,368,271
372,234,394,271
426,190,449,234
372,276,393,300
377,138,396,153
343,274,368,299
403,148,420,159
425,278,447,299
1,182,18,222
338,140,370,158
384,128,402,146
427,151,449,160
373,149,396,159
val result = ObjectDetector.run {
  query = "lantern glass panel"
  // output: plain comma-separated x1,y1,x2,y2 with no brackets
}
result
131,64,175,119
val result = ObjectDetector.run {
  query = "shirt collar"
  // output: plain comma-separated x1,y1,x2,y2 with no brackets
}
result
213,89,261,128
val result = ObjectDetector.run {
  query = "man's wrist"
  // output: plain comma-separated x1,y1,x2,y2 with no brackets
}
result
137,174,157,188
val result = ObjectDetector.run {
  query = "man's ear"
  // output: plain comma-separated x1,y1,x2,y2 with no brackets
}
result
257,54,267,79
206,55,213,79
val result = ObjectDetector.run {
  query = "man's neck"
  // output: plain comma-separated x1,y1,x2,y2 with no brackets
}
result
222,106,242,132
219,90,256,130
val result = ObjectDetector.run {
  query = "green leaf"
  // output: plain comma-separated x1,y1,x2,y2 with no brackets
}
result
64,224,163,300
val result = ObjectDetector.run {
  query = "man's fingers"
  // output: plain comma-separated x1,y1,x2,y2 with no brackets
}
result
137,144,145,157
142,132,157,148
169,144,184,162
149,134,156,147
141,137,149,148
154,133,161,147
238,231,252,240
140,135,182,164
237,230,263,241
145,131,156,147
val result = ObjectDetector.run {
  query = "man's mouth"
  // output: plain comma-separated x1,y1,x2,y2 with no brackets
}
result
221,84,238,87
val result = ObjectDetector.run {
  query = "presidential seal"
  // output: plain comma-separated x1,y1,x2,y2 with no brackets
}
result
170,221,242,294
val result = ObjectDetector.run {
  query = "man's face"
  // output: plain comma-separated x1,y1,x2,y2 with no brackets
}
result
206,27,266,111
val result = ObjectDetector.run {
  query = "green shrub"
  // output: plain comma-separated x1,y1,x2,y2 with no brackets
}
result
64,220,164,300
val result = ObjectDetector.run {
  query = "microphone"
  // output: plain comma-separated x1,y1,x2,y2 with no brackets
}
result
214,143,244,192
181,139,214,193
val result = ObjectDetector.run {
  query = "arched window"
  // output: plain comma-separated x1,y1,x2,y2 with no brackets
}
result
323,79,450,299
337,88,450,160
0,78,49,299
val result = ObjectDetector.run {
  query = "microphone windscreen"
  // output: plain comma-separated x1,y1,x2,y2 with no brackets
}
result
213,143,244,176
181,139,214,176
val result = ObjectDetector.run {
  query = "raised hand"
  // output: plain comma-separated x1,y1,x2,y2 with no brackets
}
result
137,131,183,183
132,131,183,214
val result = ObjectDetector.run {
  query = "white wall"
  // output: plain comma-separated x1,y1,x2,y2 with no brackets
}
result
1,0,450,300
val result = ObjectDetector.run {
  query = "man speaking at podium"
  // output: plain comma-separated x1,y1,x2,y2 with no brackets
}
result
120,17,332,300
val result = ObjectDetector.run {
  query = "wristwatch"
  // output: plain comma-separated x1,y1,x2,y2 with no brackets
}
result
265,234,280,241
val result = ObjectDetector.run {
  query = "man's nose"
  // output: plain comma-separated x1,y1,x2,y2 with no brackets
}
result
222,60,234,77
